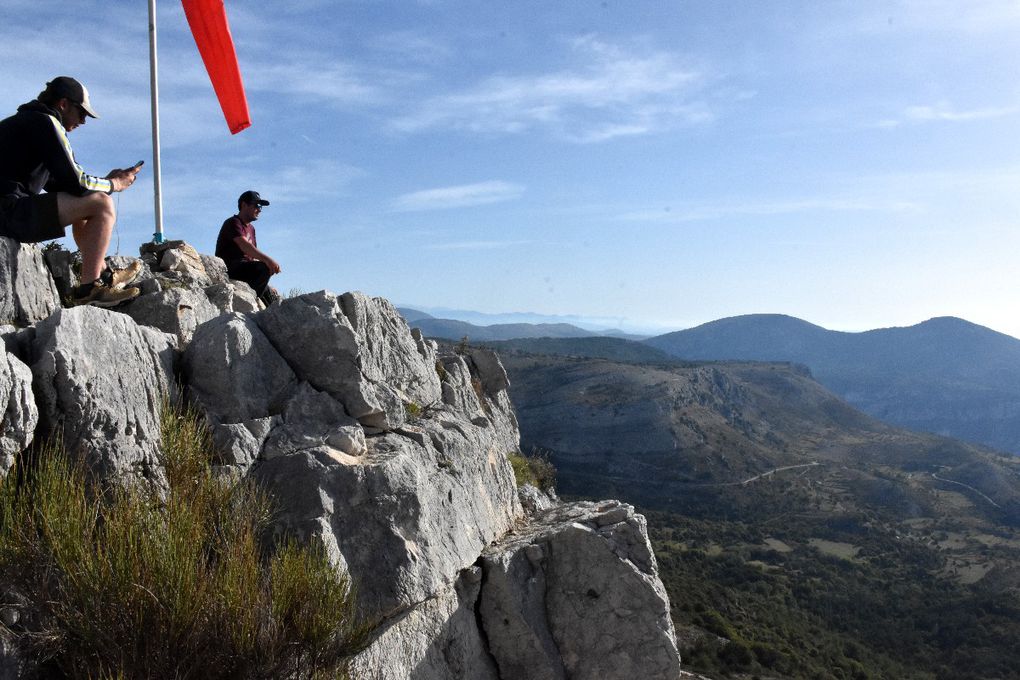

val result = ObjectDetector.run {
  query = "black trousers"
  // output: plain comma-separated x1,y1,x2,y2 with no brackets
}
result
226,260,272,298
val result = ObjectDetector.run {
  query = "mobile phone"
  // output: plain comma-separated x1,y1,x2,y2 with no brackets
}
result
130,160,145,169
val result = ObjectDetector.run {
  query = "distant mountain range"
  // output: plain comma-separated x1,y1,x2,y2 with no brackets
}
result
645,314,1020,455
397,308,646,341
409,308,1020,455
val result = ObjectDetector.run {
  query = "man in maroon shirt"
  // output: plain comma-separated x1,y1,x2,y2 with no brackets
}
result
215,190,281,304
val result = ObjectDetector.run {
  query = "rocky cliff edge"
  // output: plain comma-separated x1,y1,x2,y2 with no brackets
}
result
0,238,681,679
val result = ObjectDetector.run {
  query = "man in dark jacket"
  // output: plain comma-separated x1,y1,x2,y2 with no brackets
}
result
0,77,142,307
215,190,282,305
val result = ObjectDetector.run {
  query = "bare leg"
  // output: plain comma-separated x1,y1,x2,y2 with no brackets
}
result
56,192,115,283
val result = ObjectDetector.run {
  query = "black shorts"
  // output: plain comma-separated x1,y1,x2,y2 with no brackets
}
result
0,193,64,243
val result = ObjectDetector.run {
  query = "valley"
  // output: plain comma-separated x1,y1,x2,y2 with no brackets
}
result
490,346,1020,679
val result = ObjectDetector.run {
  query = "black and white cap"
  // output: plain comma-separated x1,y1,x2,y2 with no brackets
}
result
42,76,99,118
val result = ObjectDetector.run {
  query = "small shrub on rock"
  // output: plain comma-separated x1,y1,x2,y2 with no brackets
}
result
508,450,557,493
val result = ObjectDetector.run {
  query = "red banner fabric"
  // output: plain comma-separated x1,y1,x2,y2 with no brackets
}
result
181,0,251,134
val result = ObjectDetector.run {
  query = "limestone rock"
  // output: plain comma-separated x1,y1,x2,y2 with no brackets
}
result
0,350,37,479
42,246,77,302
467,347,510,393
160,244,208,282
182,312,298,424
350,576,499,680
210,416,279,470
262,382,362,459
256,291,441,430
0,325,33,365
518,483,558,516
478,501,681,680
0,238,60,326
121,286,220,346
199,254,230,285
438,354,484,414
253,413,521,619
339,292,443,407
203,281,261,315
30,307,176,484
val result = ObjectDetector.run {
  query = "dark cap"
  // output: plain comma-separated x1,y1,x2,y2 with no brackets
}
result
238,190,270,206
41,76,99,118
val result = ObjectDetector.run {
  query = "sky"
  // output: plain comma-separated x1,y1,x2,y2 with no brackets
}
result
3,0,1020,337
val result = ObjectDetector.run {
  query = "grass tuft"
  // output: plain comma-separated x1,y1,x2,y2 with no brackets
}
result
508,450,557,493
0,399,365,679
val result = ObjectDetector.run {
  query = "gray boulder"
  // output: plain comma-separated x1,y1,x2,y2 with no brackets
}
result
438,354,484,414
199,254,230,285
349,500,681,680
350,575,499,680
121,287,220,346
262,381,363,459
210,415,279,471
30,307,176,485
339,292,443,407
467,347,510,393
518,483,558,516
182,312,298,424
203,281,261,315
253,412,521,619
437,351,519,455
478,501,681,680
0,238,60,326
256,291,441,430
0,350,37,479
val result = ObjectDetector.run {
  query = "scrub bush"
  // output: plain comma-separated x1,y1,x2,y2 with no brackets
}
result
0,400,365,679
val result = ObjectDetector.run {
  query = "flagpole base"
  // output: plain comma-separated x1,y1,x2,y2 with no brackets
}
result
152,232,166,244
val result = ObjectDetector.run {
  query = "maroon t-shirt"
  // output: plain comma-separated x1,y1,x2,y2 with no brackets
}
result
215,215,257,264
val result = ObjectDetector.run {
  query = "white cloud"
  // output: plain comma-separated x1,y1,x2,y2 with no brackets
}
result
620,198,923,223
425,240,532,251
880,0,1020,34
393,181,524,212
370,31,453,65
904,103,1020,123
389,36,708,142
872,101,1020,129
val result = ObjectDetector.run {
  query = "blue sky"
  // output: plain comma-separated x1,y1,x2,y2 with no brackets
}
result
4,0,1020,336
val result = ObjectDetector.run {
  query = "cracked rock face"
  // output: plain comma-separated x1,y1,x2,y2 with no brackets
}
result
121,287,220,347
0,350,36,478
183,312,298,424
479,501,680,680
256,291,443,430
254,416,522,620
0,237,59,327
29,307,176,485
351,501,682,680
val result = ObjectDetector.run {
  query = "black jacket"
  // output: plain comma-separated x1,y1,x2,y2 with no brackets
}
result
0,100,112,199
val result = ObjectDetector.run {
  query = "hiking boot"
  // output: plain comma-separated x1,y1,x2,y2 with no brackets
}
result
102,260,143,289
71,281,140,308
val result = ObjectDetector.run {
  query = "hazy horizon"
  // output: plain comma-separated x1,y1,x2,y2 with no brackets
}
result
397,302,1020,340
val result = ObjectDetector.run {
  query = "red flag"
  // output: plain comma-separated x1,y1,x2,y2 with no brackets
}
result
181,0,251,134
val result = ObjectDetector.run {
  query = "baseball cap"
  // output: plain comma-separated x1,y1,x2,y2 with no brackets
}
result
42,76,99,118
239,190,270,206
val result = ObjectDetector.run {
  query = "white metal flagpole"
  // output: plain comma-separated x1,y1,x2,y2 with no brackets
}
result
148,0,166,244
